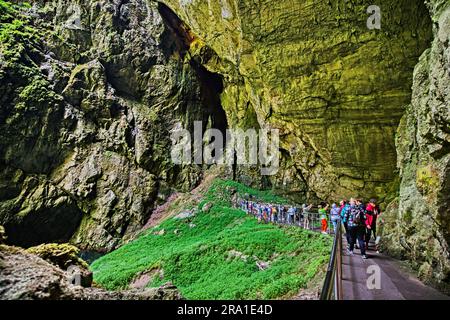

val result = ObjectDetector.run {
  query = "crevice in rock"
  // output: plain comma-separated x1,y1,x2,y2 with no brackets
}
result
113,0,131,35
189,60,228,136
157,2,195,58
157,1,228,145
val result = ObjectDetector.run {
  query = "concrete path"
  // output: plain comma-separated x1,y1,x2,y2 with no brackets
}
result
341,240,449,300
239,204,448,300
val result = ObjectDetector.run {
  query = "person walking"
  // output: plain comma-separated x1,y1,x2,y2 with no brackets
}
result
330,203,341,233
270,204,277,224
263,205,270,224
345,198,367,259
282,206,287,224
298,206,304,226
365,199,381,251
273,204,278,223
340,200,350,245
277,204,283,223
288,206,295,225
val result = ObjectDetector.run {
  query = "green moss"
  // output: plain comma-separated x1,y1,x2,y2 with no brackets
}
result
0,1,39,63
0,0,14,19
416,165,440,195
27,243,89,269
91,179,331,299
197,178,290,210
18,77,59,103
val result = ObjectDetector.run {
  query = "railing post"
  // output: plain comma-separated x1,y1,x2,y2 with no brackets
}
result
320,221,343,300
335,223,343,300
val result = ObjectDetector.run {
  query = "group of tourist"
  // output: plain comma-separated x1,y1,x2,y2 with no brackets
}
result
337,198,382,259
238,197,382,260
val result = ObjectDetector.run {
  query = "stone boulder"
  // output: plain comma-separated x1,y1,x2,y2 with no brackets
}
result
26,243,92,287
0,245,183,300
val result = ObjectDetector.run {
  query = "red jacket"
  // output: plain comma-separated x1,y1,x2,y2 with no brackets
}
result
365,203,380,228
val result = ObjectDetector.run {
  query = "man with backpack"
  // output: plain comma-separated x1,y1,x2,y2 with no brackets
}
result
345,198,368,259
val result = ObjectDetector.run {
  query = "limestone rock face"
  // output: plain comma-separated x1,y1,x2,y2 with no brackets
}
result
158,0,432,201
382,0,450,291
0,0,214,250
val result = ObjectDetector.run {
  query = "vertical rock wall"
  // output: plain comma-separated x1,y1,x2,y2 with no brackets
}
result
383,0,450,291
158,0,432,202
0,0,222,250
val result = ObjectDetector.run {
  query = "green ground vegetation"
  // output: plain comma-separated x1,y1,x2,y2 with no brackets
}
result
91,179,332,299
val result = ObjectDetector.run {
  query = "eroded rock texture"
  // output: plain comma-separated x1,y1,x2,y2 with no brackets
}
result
0,244,183,300
383,0,450,291
0,0,220,250
159,0,432,201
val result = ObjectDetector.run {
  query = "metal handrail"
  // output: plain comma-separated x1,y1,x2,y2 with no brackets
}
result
320,221,343,300
238,198,343,299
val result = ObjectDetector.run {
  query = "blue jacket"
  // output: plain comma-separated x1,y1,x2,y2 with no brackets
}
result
330,206,340,220
340,204,350,223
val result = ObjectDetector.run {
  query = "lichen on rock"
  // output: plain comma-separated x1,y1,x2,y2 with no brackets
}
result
0,0,221,251
158,0,433,202
382,0,450,292
26,243,93,287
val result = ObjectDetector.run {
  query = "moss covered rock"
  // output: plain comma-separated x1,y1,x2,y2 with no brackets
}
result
0,244,183,299
382,0,450,292
0,0,216,250
27,243,92,287
159,0,432,201
26,243,88,269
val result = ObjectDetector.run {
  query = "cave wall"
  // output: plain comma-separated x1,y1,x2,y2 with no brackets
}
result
382,0,450,291
158,0,432,202
0,0,224,250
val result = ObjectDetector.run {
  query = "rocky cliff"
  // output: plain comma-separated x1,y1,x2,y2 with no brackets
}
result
0,0,449,289
383,0,450,292
0,0,222,250
0,244,183,299
158,0,432,201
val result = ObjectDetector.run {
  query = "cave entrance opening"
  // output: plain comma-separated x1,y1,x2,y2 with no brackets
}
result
157,2,229,157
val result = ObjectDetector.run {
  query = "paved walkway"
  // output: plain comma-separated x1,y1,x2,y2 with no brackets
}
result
341,240,449,300
239,202,449,300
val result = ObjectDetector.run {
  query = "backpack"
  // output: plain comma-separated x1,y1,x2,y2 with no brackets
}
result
347,205,365,226
353,206,366,225
353,210,361,224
